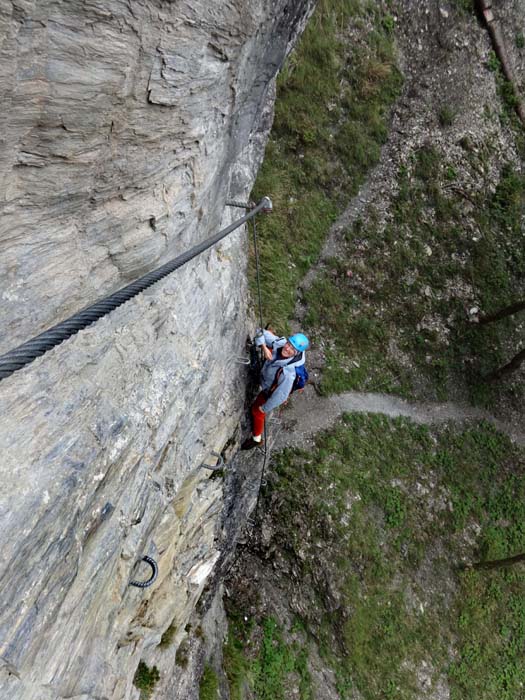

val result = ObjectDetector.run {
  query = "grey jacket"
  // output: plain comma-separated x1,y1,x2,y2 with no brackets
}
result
254,329,306,413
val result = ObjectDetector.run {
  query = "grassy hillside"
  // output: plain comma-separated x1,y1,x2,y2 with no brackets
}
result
250,0,402,331
305,152,525,409
219,1,525,699
249,0,524,415
223,416,525,700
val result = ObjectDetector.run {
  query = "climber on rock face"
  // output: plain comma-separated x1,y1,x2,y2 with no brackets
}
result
241,329,309,450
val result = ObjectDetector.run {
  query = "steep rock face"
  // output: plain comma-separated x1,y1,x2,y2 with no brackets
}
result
0,1,313,698
0,0,308,351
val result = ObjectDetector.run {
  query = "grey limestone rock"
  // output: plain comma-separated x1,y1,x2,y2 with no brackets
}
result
0,1,314,698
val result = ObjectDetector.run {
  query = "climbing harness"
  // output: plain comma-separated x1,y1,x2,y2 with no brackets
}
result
0,197,272,382
129,555,158,588
266,352,307,397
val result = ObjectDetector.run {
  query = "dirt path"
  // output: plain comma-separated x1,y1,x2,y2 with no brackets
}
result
273,386,525,449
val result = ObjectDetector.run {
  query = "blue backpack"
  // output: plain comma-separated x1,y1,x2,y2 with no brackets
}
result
268,352,309,395
281,349,308,392
292,363,309,392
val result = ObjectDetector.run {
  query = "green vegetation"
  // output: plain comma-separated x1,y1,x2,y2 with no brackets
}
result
158,620,177,648
450,0,474,14
175,638,190,668
487,50,501,73
223,610,313,700
199,665,219,700
250,0,402,330
233,1,525,698
226,415,525,700
305,149,525,411
435,426,525,699
438,104,456,127
246,3,523,416
485,50,525,131
253,618,297,700
223,610,251,700
265,415,449,699
133,661,160,699
452,568,525,699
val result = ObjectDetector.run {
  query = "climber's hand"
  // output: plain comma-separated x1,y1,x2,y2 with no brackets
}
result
262,345,272,361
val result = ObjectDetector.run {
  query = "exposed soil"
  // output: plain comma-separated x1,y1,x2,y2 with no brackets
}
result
275,384,525,450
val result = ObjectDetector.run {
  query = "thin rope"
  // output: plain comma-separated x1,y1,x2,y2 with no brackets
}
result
0,198,271,381
251,215,269,519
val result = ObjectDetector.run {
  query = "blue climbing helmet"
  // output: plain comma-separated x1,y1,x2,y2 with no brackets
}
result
288,333,309,352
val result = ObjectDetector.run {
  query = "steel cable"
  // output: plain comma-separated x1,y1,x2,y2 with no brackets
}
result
129,556,158,588
0,198,271,381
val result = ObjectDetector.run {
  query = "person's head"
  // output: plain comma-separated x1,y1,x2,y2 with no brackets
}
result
282,333,309,358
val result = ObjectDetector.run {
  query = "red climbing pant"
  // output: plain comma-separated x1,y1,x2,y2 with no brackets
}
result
251,391,267,438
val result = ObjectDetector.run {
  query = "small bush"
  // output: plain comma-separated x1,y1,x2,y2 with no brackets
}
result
438,105,456,127
159,620,177,648
382,14,395,34
487,50,500,72
223,620,251,700
133,661,160,699
500,80,520,110
414,145,441,181
175,639,190,668
252,618,295,700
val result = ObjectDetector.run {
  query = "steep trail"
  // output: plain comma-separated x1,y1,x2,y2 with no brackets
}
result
274,386,525,449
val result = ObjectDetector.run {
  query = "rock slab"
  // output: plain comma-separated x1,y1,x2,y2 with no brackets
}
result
0,1,314,698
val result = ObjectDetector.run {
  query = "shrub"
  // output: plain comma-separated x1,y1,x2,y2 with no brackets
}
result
438,105,456,127
158,620,177,648
133,661,160,699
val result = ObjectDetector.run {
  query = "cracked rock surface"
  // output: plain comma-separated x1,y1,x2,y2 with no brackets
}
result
0,1,314,698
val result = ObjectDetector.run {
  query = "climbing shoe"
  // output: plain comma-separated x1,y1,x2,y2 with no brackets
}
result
241,437,263,451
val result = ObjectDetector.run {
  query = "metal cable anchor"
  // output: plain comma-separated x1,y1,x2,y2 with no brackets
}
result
200,451,225,471
129,555,158,588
